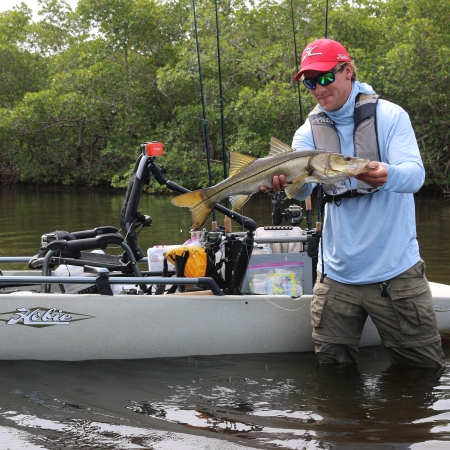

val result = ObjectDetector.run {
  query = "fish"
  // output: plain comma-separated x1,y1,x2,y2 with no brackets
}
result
172,137,374,230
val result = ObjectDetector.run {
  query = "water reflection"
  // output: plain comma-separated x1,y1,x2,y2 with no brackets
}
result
119,351,450,448
0,349,449,448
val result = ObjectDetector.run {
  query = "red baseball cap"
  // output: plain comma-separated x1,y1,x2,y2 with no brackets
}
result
294,39,351,81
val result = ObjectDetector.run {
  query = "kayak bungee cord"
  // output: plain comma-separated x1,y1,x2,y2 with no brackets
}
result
191,0,216,223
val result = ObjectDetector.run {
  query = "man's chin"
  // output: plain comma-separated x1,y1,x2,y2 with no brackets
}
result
320,102,339,112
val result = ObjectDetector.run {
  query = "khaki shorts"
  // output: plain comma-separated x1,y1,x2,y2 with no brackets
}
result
311,260,444,366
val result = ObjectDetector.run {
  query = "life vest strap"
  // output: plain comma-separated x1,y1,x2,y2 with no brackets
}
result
322,189,366,207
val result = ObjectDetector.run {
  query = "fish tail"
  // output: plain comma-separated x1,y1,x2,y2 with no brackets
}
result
171,188,215,230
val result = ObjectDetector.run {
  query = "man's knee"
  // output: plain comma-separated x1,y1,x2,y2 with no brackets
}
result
384,341,446,368
316,353,340,365
314,340,358,365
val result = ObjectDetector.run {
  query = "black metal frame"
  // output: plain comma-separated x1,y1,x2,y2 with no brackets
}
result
147,156,257,294
5,144,259,296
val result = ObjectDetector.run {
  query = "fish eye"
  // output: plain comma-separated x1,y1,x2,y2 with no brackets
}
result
344,156,352,161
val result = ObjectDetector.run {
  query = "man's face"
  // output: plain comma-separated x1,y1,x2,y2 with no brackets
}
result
303,65,353,112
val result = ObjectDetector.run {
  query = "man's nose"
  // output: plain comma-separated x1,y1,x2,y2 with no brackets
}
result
315,83,327,94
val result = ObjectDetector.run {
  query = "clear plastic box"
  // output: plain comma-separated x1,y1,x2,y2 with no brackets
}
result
247,261,304,297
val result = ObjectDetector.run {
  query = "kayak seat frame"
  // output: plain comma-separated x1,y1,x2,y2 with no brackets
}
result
29,151,156,293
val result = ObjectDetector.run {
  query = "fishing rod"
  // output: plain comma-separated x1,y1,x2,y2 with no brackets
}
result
290,0,303,123
191,0,216,223
316,0,330,227
214,0,229,210
317,0,330,282
288,0,316,233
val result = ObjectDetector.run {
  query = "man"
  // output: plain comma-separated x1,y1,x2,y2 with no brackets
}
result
262,38,444,367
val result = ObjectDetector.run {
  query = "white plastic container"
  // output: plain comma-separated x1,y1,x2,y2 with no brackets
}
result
252,245,273,255
55,250,136,295
55,264,97,294
147,245,180,272
255,227,303,253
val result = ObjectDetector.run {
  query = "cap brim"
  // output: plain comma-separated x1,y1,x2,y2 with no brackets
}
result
294,61,338,82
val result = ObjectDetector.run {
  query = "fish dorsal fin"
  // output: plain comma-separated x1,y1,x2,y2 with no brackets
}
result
229,152,257,177
267,137,294,157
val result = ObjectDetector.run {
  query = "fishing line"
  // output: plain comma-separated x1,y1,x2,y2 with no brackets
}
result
243,292,308,311
263,297,308,312
122,220,136,244
258,294,307,312
191,0,216,222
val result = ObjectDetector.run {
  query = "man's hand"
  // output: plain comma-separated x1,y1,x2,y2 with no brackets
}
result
355,161,388,188
260,175,288,193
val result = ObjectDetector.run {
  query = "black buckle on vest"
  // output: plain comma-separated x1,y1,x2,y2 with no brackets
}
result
323,189,362,206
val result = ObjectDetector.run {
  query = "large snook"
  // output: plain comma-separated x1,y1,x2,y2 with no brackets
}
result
172,137,373,230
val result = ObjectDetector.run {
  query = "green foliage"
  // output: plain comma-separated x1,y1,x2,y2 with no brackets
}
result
0,0,449,192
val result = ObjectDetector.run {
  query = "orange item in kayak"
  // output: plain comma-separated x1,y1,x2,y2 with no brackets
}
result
163,246,211,278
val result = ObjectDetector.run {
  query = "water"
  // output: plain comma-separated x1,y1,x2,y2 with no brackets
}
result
1,351,450,449
0,187,450,449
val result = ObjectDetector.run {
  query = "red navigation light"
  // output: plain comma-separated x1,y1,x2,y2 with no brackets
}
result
146,142,163,156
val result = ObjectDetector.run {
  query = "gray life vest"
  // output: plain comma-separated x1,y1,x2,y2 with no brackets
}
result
308,93,380,197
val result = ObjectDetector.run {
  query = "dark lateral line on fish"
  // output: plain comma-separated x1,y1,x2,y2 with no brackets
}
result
200,155,317,203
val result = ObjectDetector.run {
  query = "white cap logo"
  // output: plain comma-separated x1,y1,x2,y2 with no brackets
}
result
302,46,323,61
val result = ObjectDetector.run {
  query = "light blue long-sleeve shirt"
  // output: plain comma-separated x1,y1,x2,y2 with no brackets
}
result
293,81,424,284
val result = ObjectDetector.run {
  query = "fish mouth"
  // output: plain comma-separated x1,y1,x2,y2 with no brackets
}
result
347,159,373,174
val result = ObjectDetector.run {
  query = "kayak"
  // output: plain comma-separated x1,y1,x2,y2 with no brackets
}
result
1,147,447,361
0,268,449,361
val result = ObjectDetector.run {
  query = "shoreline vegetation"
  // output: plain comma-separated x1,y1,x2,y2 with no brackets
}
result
0,0,448,194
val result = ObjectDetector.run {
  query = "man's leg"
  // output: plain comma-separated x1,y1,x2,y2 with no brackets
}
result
383,342,444,367
314,341,359,364
311,274,367,364
363,260,445,368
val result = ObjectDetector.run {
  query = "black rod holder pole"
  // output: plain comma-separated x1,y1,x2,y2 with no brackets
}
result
149,160,257,232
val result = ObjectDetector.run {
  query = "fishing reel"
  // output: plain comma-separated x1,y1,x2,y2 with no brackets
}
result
197,227,226,253
270,190,303,226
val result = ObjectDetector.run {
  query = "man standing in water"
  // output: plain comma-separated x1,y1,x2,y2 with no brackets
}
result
263,38,444,367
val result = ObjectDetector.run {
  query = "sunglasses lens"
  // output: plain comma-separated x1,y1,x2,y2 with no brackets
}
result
303,79,316,89
302,71,336,89
317,73,335,86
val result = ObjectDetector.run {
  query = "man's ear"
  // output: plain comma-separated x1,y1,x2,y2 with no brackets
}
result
345,64,353,81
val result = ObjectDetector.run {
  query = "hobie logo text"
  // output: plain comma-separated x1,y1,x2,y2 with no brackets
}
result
6,307,72,326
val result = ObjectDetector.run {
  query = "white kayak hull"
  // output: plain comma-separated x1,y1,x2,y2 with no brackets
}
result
0,282,449,361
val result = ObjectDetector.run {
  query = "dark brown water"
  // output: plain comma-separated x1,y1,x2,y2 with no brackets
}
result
0,187,450,449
